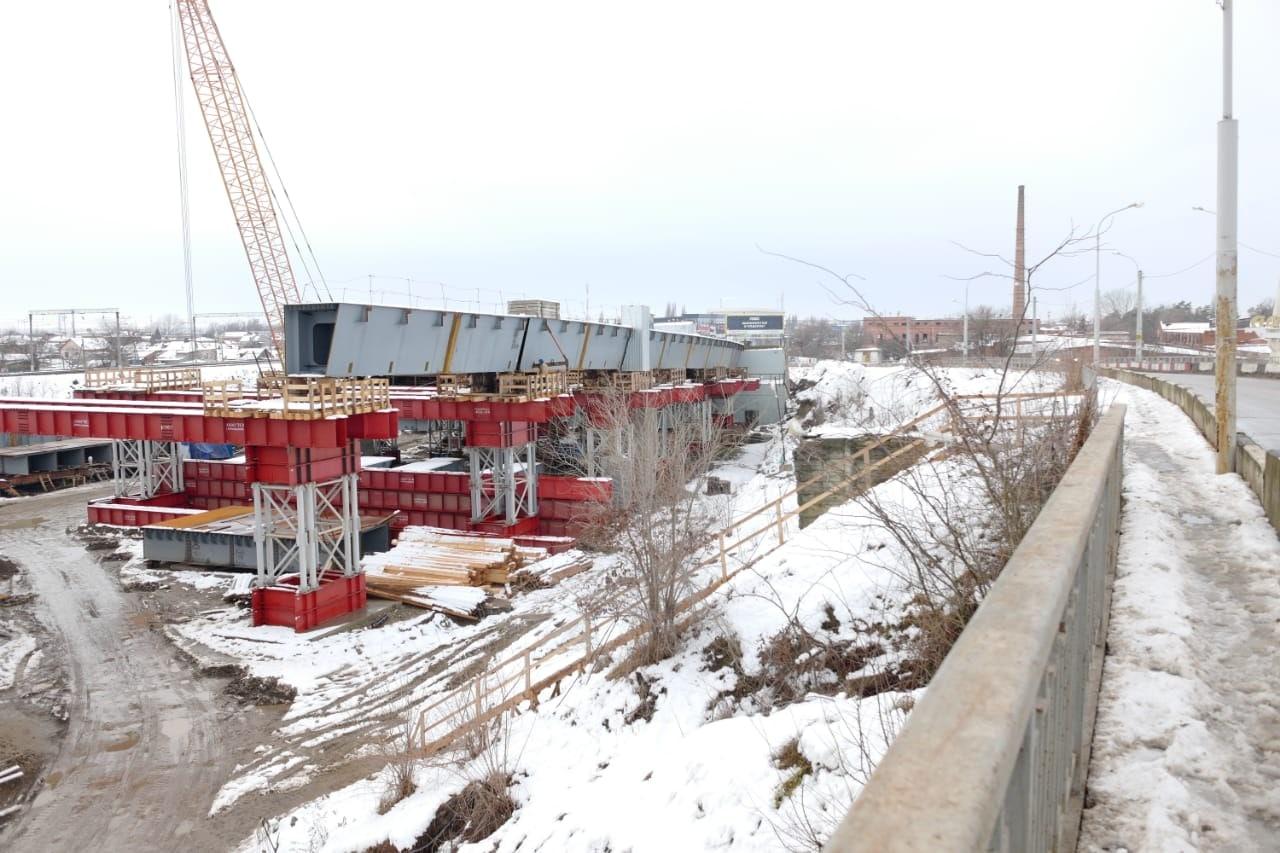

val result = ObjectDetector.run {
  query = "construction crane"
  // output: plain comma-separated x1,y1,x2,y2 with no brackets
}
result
173,0,301,362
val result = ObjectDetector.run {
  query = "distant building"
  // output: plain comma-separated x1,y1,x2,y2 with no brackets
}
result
866,314,1037,351
1158,321,1261,348
653,308,784,348
507,299,561,319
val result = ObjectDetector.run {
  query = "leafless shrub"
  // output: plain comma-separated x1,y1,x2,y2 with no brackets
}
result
856,365,1096,684
414,667,521,850
770,692,909,852
376,719,418,815
577,388,733,666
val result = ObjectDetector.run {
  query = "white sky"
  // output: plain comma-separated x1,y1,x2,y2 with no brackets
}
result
3,0,1280,329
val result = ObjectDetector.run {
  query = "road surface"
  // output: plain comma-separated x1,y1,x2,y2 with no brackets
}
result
0,486,255,852
1142,372,1280,452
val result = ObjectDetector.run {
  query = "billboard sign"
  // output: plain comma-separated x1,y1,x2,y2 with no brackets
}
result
725,312,785,332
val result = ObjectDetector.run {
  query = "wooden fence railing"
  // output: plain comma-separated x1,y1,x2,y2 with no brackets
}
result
408,391,1081,757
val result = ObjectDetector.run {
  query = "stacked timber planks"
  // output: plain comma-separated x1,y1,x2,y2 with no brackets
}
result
362,527,548,609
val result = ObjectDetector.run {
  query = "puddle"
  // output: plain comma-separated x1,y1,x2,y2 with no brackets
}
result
103,730,140,752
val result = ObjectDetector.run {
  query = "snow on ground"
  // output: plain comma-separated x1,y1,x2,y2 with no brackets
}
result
242,459,937,852
173,434,800,822
0,361,261,401
107,361,1046,851
241,399,1026,852
1079,383,1280,852
0,632,37,691
789,361,1064,437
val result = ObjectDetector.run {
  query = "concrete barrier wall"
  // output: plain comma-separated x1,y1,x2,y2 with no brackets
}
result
1101,367,1280,533
825,405,1125,852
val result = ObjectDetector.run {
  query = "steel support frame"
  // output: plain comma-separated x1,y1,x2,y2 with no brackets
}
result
252,473,360,592
111,438,184,498
468,442,538,523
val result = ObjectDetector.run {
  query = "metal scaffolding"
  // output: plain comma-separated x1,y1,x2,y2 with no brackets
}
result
252,474,360,592
111,439,184,498
468,443,538,523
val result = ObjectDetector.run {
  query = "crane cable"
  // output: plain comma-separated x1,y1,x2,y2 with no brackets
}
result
169,1,197,357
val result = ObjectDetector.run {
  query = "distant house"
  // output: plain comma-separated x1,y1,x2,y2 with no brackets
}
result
57,338,82,358
852,346,882,365
1158,321,1261,348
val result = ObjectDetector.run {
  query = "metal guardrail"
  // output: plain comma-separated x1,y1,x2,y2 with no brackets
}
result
825,404,1125,853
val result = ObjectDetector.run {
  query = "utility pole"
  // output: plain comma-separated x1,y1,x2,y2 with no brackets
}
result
1093,202,1144,362
1215,0,1239,474
962,282,970,359
1135,270,1144,363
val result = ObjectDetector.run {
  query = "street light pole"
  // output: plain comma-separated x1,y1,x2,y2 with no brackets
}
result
1215,0,1239,474
1136,269,1144,363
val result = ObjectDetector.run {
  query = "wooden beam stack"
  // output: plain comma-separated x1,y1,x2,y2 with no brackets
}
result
362,527,548,594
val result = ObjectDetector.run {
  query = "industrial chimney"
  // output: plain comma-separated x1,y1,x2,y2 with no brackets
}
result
1013,185,1027,322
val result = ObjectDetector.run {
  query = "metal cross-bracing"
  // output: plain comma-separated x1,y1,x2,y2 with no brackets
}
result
111,439,184,499
252,475,361,593
175,0,300,359
467,444,538,524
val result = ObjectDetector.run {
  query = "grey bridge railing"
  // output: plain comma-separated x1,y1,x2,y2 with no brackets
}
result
825,404,1125,852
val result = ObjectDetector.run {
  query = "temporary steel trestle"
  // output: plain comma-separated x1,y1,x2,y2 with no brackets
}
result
253,474,361,592
467,443,538,523
111,439,184,499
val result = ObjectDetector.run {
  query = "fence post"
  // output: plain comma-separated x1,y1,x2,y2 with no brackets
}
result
774,499,785,545
582,615,593,672
523,650,532,697
718,531,728,579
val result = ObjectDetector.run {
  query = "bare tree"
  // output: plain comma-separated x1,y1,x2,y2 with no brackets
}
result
1102,288,1135,319
581,388,731,665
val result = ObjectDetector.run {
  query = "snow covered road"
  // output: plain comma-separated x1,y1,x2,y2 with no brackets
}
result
1079,385,1280,852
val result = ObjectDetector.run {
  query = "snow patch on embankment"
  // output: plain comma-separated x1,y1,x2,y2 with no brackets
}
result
788,360,1063,437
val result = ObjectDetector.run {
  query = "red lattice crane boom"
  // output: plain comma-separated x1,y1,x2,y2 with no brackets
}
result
175,0,300,360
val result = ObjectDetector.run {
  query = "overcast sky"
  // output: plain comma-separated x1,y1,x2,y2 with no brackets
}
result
3,0,1280,331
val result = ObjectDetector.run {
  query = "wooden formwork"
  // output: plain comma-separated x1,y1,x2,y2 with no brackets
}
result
203,375,391,420
576,370,654,392
496,369,567,400
85,366,202,391
275,376,390,420
690,366,727,382
433,374,468,397
651,368,685,385
257,371,287,393
202,379,252,417
610,371,654,392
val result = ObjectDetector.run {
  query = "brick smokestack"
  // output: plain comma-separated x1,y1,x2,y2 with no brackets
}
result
1013,185,1027,320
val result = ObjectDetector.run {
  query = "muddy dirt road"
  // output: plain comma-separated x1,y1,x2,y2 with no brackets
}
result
0,486,262,852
